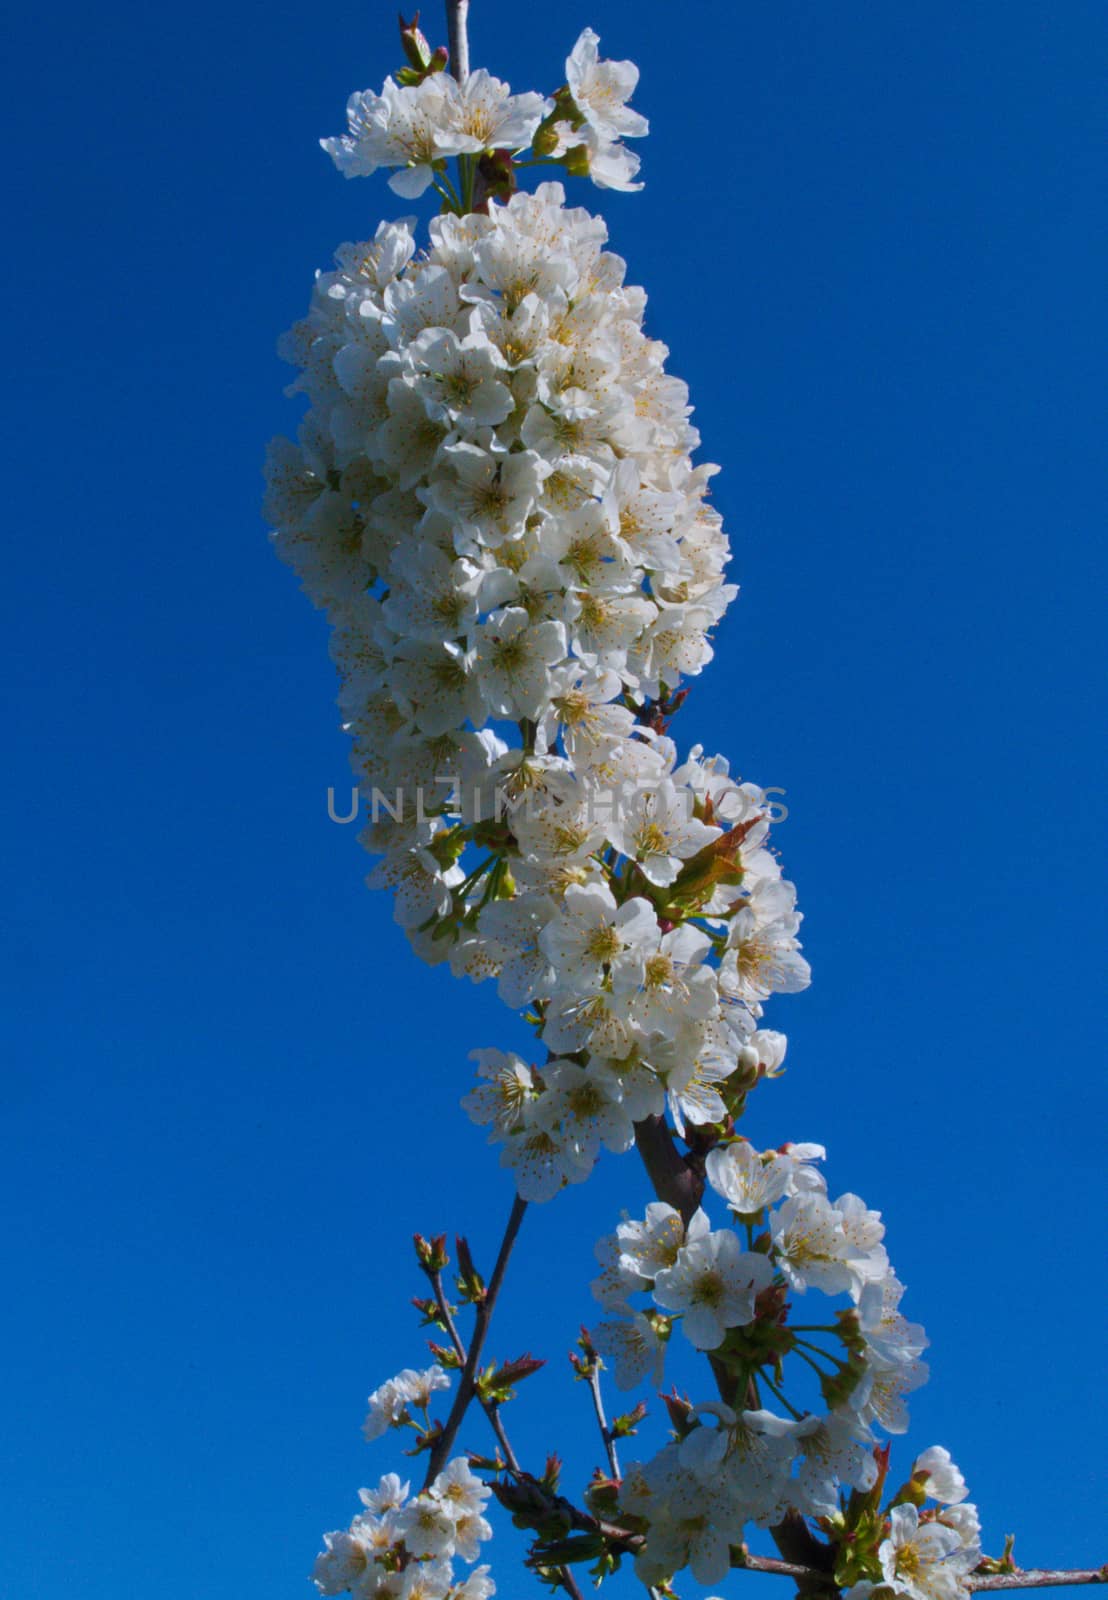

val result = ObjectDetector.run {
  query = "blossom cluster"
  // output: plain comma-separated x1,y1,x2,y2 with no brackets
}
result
588,1145,934,1585
322,28,647,195
267,26,814,1202
313,1461,494,1599
853,1480,983,1600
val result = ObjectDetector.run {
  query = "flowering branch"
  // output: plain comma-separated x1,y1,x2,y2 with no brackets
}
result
269,12,1103,1600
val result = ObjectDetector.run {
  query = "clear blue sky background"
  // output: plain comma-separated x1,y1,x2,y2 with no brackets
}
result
2,2,1105,1595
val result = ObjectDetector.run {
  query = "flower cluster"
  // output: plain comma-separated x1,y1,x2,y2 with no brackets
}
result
314,1462,494,1599
588,1144,933,1585
321,27,647,197
844,1450,982,1600
268,31,810,1200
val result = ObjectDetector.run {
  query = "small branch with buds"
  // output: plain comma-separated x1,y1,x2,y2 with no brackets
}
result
572,1329,622,1479
421,1253,522,1475
423,1192,528,1482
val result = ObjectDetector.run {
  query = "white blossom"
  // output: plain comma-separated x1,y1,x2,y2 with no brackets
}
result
653,1226,774,1350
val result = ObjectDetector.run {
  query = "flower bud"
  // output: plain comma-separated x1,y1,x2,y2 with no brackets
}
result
413,1232,449,1272
661,1387,696,1436
398,11,432,72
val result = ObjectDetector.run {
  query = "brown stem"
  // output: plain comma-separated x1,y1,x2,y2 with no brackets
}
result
444,0,469,83
425,1192,527,1483
633,1113,704,1222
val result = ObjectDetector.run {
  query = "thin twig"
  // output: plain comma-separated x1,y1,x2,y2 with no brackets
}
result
969,1573,1108,1592
426,1264,522,1474
425,1191,528,1482
584,1352,621,1478
559,1566,586,1600
444,0,469,82
717,1559,1107,1592
579,1350,624,1472
421,1205,582,1600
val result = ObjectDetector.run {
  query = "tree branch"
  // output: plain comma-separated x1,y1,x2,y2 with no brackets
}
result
425,1192,527,1482
445,0,469,83
633,1113,704,1223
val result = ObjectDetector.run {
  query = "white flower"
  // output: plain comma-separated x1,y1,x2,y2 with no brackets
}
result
534,1059,636,1159
878,1503,974,1600
651,1016,744,1134
323,76,461,196
427,1460,493,1562
394,1492,458,1560
611,921,716,1034
605,778,720,886
719,904,811,1004
705,1140,793,1216
937,1503,982,1564
538,882,657,996
452,1568,496,1599
499,1119,591,1201
461,1048,535,1137
770,1193,865,1297
653,1227,774,1350
575,123,644,191
446,69,548,153
428,442,547,548
836,1192,889,1285
566,29,649,142
360,1472,410,1513
849,1357,931,1435
592,1313,667,1390
857,1273,929,1366
677,1405,798,1524
407,324,515,428
913,1446,969,1506
792,1413,877,1517
474,609,567,721
363,1365,450,1441
312,1525,376,1594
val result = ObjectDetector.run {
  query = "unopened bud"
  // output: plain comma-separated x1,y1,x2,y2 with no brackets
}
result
661,1387,695,1436
398,11,432,72
413,1232,449,1272
455,1235,485,1302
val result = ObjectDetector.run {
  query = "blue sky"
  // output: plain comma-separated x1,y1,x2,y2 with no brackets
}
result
2,2,1105,1596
